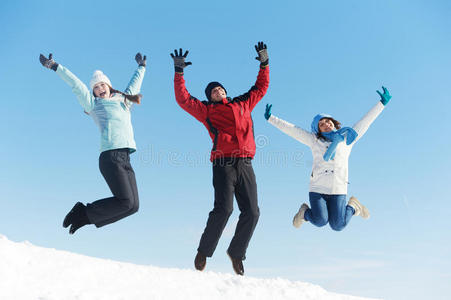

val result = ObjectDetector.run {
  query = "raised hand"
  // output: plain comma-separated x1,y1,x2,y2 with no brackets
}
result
264,103,272,120
377,86,391,106
39,53,58,71
135,52,147,67
170,48,192,73
255,41,268,66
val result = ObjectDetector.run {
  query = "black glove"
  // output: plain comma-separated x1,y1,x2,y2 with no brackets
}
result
135,52,147,67
170,48,192,73
39,53,58,71
255,42,268,66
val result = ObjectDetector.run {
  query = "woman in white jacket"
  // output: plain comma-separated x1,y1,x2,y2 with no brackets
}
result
265,87,391,230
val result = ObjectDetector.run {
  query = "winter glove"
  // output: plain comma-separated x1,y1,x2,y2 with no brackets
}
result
170,48,192,73
135,52,147,67
264,104,272,120
39,53,58,71
377,86,391,106
255,41,269,67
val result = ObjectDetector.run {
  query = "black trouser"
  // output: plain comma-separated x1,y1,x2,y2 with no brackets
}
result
86,148,139,227
198,157,260,260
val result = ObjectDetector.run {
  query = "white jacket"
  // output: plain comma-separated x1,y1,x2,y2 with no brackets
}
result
268,101,384,195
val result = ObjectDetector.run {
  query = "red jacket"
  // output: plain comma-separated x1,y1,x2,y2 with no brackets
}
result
174,66,270,161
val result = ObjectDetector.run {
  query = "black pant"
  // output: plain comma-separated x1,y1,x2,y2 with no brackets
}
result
198,158,260,260
86,148,139,227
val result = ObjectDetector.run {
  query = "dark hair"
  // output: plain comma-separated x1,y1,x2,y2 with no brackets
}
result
316,117,341,140
110,87,142,104
92,84,142,104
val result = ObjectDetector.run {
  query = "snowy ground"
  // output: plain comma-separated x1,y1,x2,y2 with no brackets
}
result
0,234,381,300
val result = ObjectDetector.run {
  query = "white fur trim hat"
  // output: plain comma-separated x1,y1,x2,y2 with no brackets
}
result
90,70,112,90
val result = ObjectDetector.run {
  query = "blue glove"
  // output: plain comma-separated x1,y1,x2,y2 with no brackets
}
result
264,104,272,120
377,86,391,106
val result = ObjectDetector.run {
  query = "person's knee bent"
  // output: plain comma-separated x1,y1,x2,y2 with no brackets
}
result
330,223,345,231
329,219,346,231
118,195,139,215
129,196,139,215
311,215,328,227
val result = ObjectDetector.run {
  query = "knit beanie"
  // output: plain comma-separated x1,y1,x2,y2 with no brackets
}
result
205,81,227,101
311,113,333,134
90,70,112,90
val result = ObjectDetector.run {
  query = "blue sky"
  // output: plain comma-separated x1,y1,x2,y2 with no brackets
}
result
1,0,450,299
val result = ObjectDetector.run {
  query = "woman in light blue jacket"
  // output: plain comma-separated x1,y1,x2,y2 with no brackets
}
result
265,87,391,231
39,53,146,234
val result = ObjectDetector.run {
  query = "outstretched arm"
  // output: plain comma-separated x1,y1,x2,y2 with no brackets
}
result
234,42,270,111
40,53,94,113
171,48,207,122
122,53,147,107
352,86,391,143
265,104,315,147
124,52,147,96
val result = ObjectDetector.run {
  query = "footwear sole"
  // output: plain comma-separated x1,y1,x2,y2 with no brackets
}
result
63,212,73,228
194,253,206,271
226,251,244,276
360,204,370,219
349,197,370,219
292,203,309,228
292,212,305,228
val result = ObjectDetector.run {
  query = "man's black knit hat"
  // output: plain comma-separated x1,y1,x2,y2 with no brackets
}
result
205,81,227,101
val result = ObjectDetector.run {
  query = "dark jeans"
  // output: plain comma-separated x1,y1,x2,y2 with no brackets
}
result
198,158,260,260
304,192,354,231
86,148,139,227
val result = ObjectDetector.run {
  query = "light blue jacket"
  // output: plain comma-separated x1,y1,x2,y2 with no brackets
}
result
56,65,145,153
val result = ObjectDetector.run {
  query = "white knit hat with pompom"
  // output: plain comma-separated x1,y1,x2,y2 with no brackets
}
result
90,70,112,90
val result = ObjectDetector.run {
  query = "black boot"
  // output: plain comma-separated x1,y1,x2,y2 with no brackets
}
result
194,251,207,271
227,250,244,276
63,202,91,234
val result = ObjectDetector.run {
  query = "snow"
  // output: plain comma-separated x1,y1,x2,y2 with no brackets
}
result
0,234,380,300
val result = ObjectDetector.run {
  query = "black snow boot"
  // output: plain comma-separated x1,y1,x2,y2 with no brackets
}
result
227,251,244,276
194,251,207,271
63,202,91,234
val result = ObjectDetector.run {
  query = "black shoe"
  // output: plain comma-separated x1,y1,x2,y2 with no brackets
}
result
227,250,244,276
63,202,85,228
194,252,206,271
63,202,90,234
69,219,89,234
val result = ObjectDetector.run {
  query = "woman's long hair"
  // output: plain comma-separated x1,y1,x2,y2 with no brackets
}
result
85,86,142,115
110,87,142,104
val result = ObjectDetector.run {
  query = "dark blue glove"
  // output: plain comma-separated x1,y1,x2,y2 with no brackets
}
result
264,104,272,120
377,86,391,106
39,53,58,71
135,52,147,67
